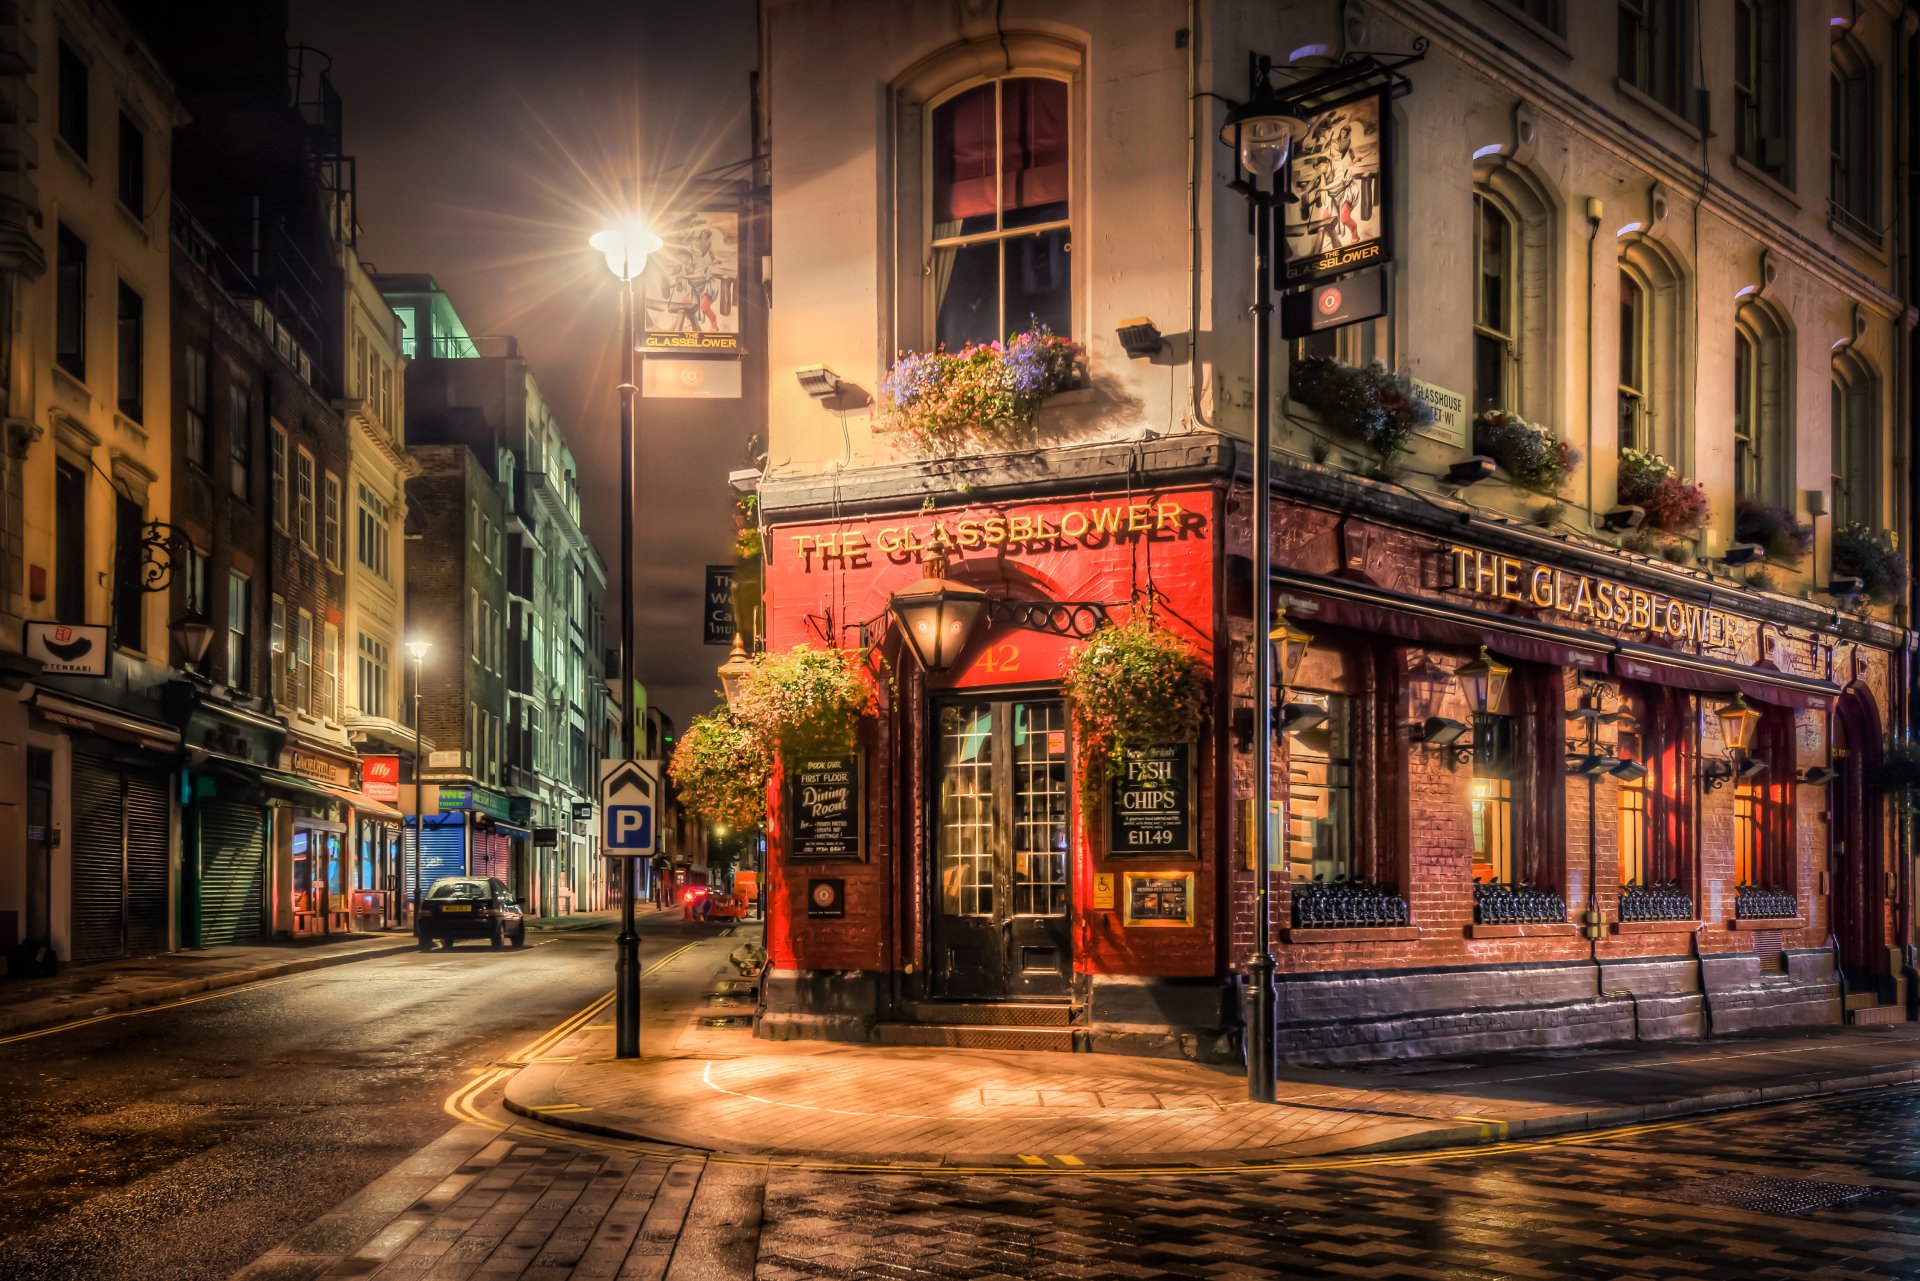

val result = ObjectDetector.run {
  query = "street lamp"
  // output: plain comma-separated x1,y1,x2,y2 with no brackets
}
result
170,612,215,670
594,214,660,1061
1223,54,1310,1107
717,633,755,711
407,638,430,930
888,552,990,673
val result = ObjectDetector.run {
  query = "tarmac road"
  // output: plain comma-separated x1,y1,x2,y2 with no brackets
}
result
0,915,709,1281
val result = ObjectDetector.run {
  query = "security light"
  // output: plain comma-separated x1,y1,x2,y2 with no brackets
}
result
1823,576,1866,599
1446,455,1497,486
1567,753,1614,777
1414,716,1468,746
1280,702,1327,733
795,366,843,399
1609,758,1650,782
1799,766,1837,786
1116,317,1164,359
1737,754,1770,781
1720,542,1766,566
727,469,760,494
1602,505,1646,532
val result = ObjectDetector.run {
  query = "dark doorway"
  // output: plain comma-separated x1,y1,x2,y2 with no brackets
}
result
1832,688,1886,989
929,696,1073,1000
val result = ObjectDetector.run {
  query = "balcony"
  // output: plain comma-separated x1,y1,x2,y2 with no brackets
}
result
419,334,516,360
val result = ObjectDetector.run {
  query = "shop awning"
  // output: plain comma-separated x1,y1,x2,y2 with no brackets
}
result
31,690,181,753
496,822,533,840
1613,644,1837,709
1271,572,1613,672
258,769,407,819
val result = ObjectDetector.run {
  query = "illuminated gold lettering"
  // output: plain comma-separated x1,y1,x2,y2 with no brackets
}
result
875,528,903,554
1499,558,1523,601
1090,507,1123,536
1529,566,1555,608
1451,546,1474,589
983,517,1007,545
1156,501,1182,529
1629,591,1652,632
955,520,982,549
1474,552,1500,596
1663,600,1683,637
1007,516,1032,543
1572,576,1595,617
1594,581,1615,621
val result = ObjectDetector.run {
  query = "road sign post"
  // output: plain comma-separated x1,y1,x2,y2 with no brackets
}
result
600,758,659,1057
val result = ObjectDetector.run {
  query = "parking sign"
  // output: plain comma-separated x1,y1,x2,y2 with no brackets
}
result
599,759,659,855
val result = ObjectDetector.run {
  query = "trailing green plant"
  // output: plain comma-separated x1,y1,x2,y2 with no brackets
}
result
1617,448,1709,533
1061,612,1209,807
668,708,771,830
1744,567,1778,594
1832,522,1909,605
1733,499,1813,566
879,324,1082,455
1288,356,1435,462
1875,741,1920,796
733,492,763,560
732,644,876,758
1532,501,1567,528
1473,410,1581,494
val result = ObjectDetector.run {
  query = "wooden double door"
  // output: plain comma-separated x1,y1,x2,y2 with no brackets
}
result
930,696,1073,1000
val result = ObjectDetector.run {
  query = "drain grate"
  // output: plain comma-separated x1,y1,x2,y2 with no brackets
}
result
1662,1173,1878,1216
699,1015,755,1029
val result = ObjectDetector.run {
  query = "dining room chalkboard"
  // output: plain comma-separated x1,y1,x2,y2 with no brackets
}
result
786,752,862,860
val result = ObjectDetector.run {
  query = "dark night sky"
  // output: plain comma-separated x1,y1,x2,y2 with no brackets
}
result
289,0,758,729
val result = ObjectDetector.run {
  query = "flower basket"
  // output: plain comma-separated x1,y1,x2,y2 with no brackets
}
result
880,324,1082,456
1061,614,1209,807
733,492,763,560
732,644,876,759
1617,448,1708,534
1733,499,1812,566
668,709,771,830
1833,523,1909,605
1287,357,1434,462
1473,410,1580,494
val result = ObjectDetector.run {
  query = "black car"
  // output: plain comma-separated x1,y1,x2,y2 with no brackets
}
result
416,877,527,950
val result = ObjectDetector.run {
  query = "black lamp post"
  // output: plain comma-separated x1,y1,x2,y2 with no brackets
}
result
1221,55,1311,1105
592,219,662,1061
407,639,430,928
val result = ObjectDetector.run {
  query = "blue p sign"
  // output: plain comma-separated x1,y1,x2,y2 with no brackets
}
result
607,804,652,850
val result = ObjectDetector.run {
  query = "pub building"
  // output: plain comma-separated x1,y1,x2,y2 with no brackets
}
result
749,1,1915,1062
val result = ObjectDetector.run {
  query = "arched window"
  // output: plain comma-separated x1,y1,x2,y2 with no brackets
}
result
1617,238,1686,464
928,74,1071,350
1831,34,1879,241
1472,193,1516,415
1831,350,1878,529
1733,298,1792,507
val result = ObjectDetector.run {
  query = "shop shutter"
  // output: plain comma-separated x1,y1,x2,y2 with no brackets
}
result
470,831,509,882
121,767,171,957
70,755,126,963
199,796,265,946
418,820,466,889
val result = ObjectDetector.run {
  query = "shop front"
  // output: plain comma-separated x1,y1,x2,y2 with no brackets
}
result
166,682,286,948
757,445,1909,1064
269,741,405,937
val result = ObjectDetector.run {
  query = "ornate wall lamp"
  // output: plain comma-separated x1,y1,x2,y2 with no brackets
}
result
1700,692,1763,791
1412,646,1513,770
885,552,1109,674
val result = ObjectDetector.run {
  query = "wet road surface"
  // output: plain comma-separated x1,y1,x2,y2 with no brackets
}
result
0,919,703,1281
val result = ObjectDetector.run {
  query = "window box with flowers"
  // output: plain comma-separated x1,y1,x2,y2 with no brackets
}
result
1061,613,1208,811
1733,500,1813,568
1832,523,1909,607
879,324,1083,457
1617,448,1708,561
1472,410,1581,495
1286,357,1435,473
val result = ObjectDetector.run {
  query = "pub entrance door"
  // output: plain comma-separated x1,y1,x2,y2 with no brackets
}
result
930,696,1073,1000
1832,689,1887,990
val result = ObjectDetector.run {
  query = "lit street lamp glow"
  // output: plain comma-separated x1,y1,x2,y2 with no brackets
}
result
589,221,663,281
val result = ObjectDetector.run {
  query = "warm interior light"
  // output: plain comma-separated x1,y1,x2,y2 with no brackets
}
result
1454,646,1514,716
589,221,663,282
888,554,990,673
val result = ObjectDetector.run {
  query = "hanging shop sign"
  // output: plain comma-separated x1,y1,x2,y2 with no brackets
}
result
360,755,401,803
533,826,559,848
642,208,740,353
24,621,110,677
806,877,845,919
1281,87,1392,285
1121,871,1196,928
787,753,863,861
281,748,353,788
571,800,595,822
1447,546,1738,646
789,498,1203,569
704,565,736,645
1280,268,1384,340
438,785,512,821
1106,743,1196,857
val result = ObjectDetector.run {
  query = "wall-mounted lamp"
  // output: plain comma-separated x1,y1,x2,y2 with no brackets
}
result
1454,646,1513,717
1799,766,1837,786
1116,316,1164,359
1609,758,1650,783
1446,455,1497,487
1566,752,1615,777
171,613,215,669
1270,608,1313,690
887,552,989,673
1717,542,1766,567
716,633,755,711
1602,505,1646,532
1716,691,1761,754
1823,576,1866,600
795,366,844,399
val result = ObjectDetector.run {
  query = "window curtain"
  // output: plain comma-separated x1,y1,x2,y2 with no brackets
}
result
1000,78,1068,218
1754,707,1797,891
932,83,995,229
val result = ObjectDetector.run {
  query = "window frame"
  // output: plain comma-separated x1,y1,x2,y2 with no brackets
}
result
294,446,316,551
271,423,289,531
1830,37,1880,241
1831,352,1878,529
55,223,86,383
115,280,142,423
117,110,145,214
228,379,252,500
1472,191,1519,416
1617,267,1649,451
183,345,209,469
1618,0,1694,118
226,570,250,692
321,470,343,570
1732,0,1792,185
56,39,88,162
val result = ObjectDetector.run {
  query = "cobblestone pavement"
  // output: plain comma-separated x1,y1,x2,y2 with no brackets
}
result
309,1085,1920,1279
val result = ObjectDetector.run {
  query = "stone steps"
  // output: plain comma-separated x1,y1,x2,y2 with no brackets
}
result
873,1023,1081,1052
1847,1004,1907,1026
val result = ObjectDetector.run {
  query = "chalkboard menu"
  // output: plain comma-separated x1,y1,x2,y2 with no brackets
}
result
1106,742,1195,856
787,753,862,860
1122,871,1195,927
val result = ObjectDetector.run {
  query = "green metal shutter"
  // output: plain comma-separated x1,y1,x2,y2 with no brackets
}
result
198,796,265,946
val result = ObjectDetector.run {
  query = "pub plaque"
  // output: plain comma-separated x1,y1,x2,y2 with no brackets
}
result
787,752,862,860
1107,743,1195,856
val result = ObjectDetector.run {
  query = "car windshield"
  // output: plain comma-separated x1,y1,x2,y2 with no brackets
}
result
428,880,489,901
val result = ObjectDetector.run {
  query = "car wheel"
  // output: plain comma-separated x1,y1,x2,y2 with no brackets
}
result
511,925,527,949
491,924,505,950
438,937,454,950
416,935,432,952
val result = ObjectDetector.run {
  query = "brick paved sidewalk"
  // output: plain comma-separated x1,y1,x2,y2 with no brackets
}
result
503,932,1920,1167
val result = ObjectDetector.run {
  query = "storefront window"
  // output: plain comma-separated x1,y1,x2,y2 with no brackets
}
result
292,829,313,914
938,704,994,917
1011,701,1070,915
1733,781,1759,884
1618,766,1650,886
1286,690,1353,884
1471,713,1516,885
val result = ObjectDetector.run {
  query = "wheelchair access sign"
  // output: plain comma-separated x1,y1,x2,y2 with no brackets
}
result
599,759,660,855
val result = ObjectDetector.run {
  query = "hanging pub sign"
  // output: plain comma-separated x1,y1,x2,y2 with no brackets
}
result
704,565,736,646
786,752,863,860
1281,87,1392,286
642,208,740,354
1106,742,1196,856
1121,871,1196,927
1280,267,1385,340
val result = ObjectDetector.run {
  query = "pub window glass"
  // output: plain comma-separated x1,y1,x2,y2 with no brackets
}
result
1011,700,1070,916
937,703,994,917
1471,714,1517,885
1617,727,1652,886
1618,268,1648,452
929,75,1071,351
1285,690,1354,884
1733,780,1760,885
1472,192,1517,414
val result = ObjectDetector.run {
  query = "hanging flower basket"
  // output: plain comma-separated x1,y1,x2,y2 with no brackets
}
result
1472,410,1580,494
1061,613,1209,807
733,492,763,560
880,324,1083,456
1287,357,1434,463
732,644,876,758
1617,448,1709,534
668,708,772,830
1733,499,1813,566
1874,741,1920,796
1833,523,1909,605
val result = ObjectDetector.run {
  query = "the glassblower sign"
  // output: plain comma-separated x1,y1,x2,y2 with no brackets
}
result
1282,86,1392,285
787,753,862,860
1107,743,1195,856
642,208,740,353
1448,545,1738,645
